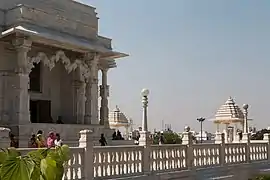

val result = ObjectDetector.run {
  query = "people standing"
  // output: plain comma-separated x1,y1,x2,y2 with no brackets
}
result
54,133,63,146
36,130,46,148
47,132,55,148
29,134,37,148
159,132,165,145
99,133,107,146
9,133,18,148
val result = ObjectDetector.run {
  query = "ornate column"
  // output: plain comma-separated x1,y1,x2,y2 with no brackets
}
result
12,38,32,125
73,69,86,124
99,68,109,127
84,53,100,125
84,77,91,124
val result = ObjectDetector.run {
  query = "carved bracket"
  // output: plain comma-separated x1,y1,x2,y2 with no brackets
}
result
28,51,91,79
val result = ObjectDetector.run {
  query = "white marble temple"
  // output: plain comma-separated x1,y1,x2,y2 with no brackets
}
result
0,0,128,146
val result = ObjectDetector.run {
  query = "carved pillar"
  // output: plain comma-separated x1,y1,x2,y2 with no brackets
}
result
84,53,100,125
99,68,109,127
12,38,32,125
84,78,91,124
73,72,86,124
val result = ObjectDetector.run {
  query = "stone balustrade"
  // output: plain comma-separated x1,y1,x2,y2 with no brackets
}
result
11,130,270,180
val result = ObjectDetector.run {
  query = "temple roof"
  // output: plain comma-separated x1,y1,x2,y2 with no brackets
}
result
0,3,128,68
109,106,130,127
214,97,244,124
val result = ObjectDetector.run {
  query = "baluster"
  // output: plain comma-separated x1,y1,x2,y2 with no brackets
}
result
109,151,113,176
74,153,79,179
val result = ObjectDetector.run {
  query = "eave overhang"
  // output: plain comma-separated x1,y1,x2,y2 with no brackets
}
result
0,24,128,61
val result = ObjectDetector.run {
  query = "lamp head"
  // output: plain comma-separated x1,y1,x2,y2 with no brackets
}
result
141,88,149,97
197,117,206,122
243,104,249,110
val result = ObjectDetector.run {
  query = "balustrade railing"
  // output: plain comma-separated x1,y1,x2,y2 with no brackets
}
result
193,143,220,167
13,131,270,180
93,145,144,178
150,144,187,172
63,147,85,180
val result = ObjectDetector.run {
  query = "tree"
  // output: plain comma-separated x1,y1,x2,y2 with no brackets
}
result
153,131,182,144
0,145,71,180
252,175,270,180
251,129,270,140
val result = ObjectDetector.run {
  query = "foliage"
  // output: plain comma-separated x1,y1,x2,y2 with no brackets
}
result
251,175,270,180
153,131,182,144
251,129,270,140
0,145,70,180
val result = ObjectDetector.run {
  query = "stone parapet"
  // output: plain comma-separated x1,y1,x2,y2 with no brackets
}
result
4,4,97,40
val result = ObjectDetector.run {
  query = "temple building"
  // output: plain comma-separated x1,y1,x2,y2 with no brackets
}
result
108,106,131,139
0,0,127,146
212,97,252,143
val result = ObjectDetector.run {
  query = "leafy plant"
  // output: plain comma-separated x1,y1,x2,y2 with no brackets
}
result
0,145,71,180
251,129,270,140
253,175,270,180
153,131,182,144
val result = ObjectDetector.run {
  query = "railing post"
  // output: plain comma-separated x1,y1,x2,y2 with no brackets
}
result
263,133,270,161
218,133,225,166
79,129,94,180
182,127,193,170
0,127,10,148
242,133,251,163
139,131,151,175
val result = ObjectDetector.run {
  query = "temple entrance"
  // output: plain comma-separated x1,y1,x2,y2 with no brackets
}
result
29,63,41,92
30,100,53,123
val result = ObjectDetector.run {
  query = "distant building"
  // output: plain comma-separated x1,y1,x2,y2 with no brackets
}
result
195,131,212,141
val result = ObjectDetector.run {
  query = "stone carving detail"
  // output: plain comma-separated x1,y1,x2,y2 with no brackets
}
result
28,51,91,79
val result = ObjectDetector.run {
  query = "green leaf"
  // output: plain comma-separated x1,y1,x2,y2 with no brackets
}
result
56,145,71,162
40,157,57,180
28,149,50,180
30,166,41,180
0,152,7,164
1,156,34,180
55,164,64,180
47,151,61,164
6,148,20,158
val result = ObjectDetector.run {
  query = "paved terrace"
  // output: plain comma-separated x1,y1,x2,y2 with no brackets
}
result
15,130,270,180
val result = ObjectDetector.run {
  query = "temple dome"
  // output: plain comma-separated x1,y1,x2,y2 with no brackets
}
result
109,106,130,127
214,97,244,124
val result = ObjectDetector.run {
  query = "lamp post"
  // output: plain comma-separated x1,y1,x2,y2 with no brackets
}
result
243,104,249,134
197,117,205,143
141,88,149,131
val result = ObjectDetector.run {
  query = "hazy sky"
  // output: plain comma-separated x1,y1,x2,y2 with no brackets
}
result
80,0,270,132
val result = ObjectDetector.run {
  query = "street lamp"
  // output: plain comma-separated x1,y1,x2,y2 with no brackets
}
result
243,104,249,134
141,88,149,132
197,117,205,143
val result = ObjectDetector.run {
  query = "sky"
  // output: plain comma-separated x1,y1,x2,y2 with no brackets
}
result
79,0,270,132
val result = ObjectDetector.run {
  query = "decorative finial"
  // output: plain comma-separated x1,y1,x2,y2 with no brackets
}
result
184,126,190,132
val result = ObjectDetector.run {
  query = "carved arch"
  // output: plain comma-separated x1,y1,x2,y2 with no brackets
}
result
27,51,91,79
